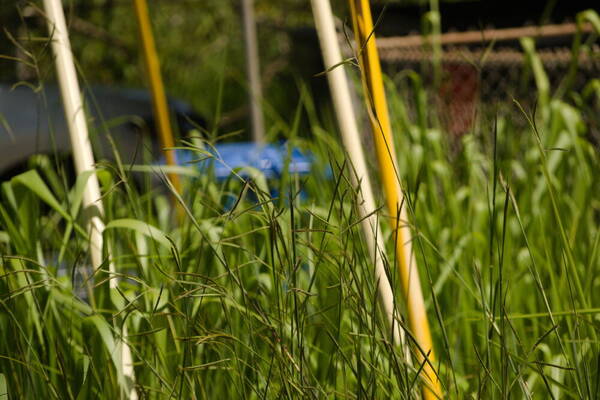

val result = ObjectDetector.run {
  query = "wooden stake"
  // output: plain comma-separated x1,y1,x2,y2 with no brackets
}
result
310,0,407,351
241,0,265,143
43,0,137,397
348,1,442,398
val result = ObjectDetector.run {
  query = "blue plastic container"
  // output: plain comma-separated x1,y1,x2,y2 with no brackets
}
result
174,142,314,180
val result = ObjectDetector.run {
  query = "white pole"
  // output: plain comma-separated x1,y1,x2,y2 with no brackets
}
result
310,0,407,351
43,1,137,398
241,0,265,143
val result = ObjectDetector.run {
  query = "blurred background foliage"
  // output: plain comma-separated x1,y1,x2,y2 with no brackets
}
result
0,0,597,140
1,0,332,136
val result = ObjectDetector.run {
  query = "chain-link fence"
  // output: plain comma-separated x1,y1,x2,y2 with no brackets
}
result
368,25,599,141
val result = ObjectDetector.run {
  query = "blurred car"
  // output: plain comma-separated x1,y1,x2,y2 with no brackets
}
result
0,84,322,197
0,83,204,177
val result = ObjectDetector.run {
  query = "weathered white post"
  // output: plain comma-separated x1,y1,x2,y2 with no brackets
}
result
42,0,137,397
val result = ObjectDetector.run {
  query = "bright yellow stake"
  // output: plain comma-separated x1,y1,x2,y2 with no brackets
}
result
133,0,182,195
348,1,443,398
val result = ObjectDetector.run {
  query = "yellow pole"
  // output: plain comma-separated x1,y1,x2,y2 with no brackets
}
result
348,1,442,398
133,0,181,194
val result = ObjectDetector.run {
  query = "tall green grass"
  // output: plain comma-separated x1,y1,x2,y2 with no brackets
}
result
1,12,600,398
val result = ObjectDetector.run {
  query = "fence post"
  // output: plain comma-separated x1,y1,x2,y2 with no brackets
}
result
241,0,266,143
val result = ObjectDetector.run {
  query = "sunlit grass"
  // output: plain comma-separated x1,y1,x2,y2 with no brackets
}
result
1,10,599,398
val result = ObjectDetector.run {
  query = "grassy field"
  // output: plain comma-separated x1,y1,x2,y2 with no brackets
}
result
1,10,600,400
